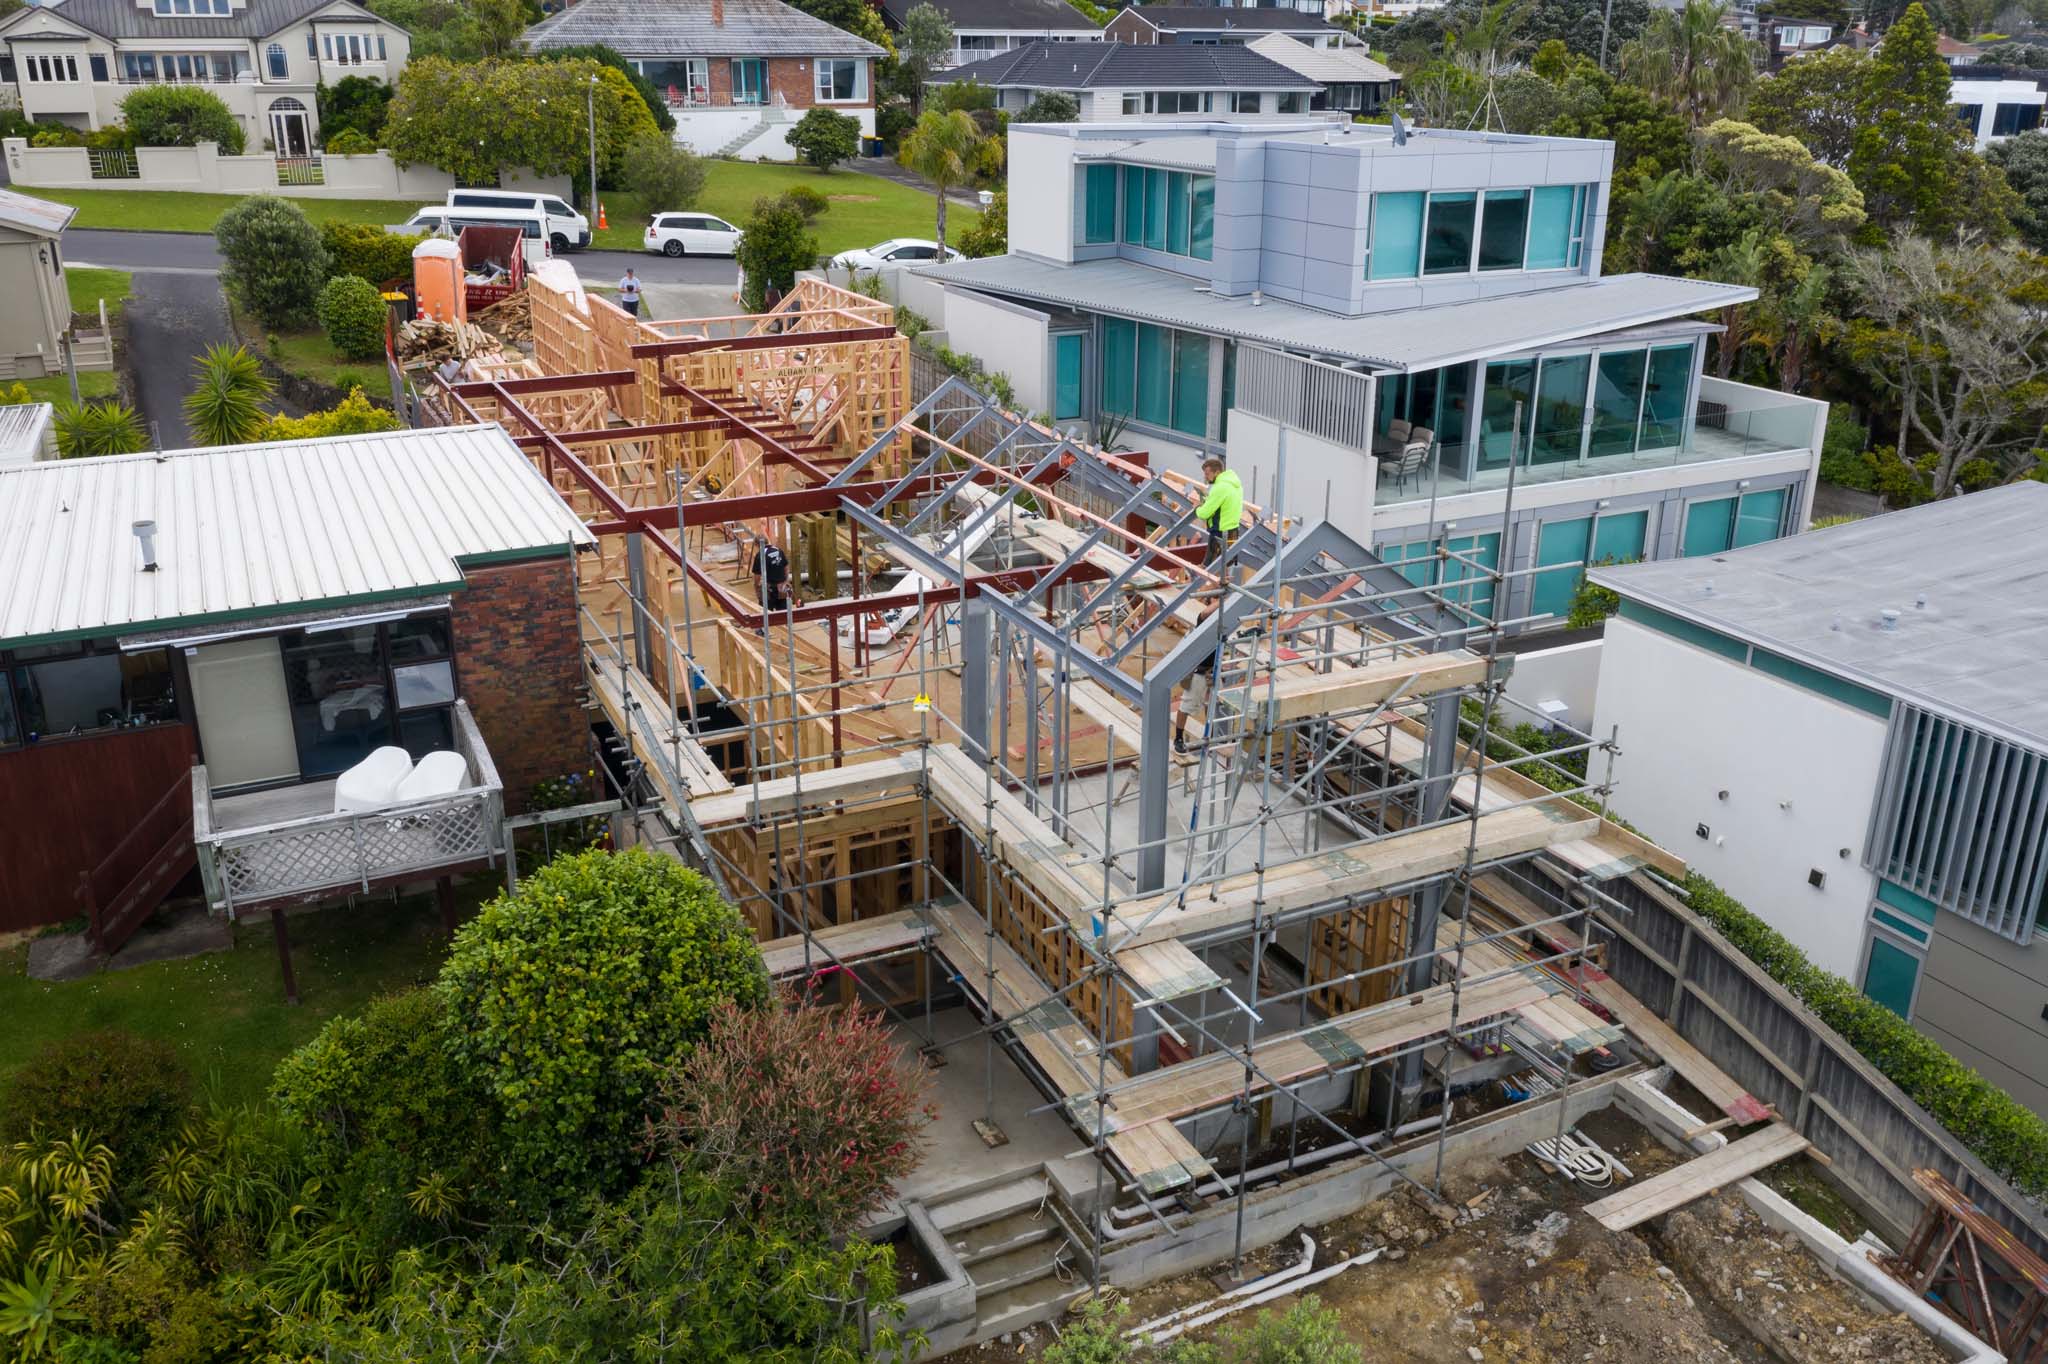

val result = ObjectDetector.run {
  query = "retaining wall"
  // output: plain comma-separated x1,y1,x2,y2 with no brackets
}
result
1,138,568,203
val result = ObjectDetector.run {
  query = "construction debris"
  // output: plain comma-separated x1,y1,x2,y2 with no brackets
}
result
471,289,534,348
396,316,502,366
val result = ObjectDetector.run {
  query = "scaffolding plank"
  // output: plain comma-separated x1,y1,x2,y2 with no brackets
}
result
758,910,931,978
585,658,733,806
689,751,927,828
1118,940,1222,1003
1111,803,1602,949
1583,1124,1809,1231
1040,669,1141,756
1235,651,1491,723
1576,968,1774,1125
924,747,1109,916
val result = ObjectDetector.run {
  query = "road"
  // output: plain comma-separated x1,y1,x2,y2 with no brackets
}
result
64,229,740,286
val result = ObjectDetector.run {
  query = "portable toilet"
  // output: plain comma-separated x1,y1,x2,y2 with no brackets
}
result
412,237,464,326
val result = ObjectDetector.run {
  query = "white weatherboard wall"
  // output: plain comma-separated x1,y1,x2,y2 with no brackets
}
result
1501,637,1602,731
1592,616,1889,977
940,288,1052,413
669,108,876,162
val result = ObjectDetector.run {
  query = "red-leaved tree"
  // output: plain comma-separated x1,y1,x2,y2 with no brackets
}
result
650,990,937,1236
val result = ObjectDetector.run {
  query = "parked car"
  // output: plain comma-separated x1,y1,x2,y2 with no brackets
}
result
829,238,963,270
446,189,589,254
644,212,743,257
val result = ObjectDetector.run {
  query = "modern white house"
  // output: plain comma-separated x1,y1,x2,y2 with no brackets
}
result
915,118,1826,635
930,40,1318,118
1949,72,2047,148
1586,487,2048,1119
0,0,411,154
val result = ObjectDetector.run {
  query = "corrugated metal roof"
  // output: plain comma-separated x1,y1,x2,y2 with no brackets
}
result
3,0,384,43
1247,32,1397,83
1591,484,2048,751
0,403,54,468
0,424,595,647
919,255,1756,370
878,0,1097,32
937,38,1315,89
522,0,883,58
0,188,76,239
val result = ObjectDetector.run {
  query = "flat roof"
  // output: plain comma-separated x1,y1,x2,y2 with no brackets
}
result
919,255,1752,371
1591,484,2048,749
0,423,594,648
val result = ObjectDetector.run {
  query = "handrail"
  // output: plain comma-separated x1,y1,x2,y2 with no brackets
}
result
83,767,190,903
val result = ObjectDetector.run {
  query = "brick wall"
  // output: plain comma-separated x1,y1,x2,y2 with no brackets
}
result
451,553,590,813
700,55,874,110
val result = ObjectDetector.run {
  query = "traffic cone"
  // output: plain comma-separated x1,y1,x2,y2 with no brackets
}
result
597,201,608,231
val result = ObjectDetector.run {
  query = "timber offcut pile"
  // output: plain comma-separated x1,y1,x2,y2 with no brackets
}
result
396,316,501,366
472,289,534,348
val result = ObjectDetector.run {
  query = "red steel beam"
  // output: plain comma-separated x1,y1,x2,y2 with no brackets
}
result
451,370,636,397
629,325,898,358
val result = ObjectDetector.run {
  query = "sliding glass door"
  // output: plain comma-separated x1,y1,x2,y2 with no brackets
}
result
1475,339,1697,472
1531,353,1591,466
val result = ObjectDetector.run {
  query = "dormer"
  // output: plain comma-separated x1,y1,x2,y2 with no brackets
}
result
140,0,240,17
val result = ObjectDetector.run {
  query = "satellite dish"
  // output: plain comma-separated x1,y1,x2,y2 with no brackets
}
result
1389,108,1409,146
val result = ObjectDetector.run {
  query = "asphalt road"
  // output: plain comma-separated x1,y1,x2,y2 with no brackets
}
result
64,228,739,286
127,271,234,448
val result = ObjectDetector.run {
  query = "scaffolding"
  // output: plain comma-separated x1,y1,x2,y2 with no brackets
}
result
415,279,1707,1291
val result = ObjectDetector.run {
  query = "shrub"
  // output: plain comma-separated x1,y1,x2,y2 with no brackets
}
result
119,85,243,153
736,194,819,311
323,127,376,155
1169,1296,1362,1364
53,400,146,457
260,388,400,441
782,184,829,220
0,382,33,406
788,106,860,171
216,196,329,330
316,74,392,146
1017,91,1079,124
651,992,934,1236
1816,406,1874,491
436,848,769,1199
1681,872,2048,1198
319,221,423,286
182,343,274,446
0,1029,192,1177
957,187,1006,258
619,131,705,213
316,274,388,360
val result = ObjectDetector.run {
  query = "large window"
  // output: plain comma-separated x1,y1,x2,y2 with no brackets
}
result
1531,353,1590,465
1529,509,1647,620
815,58,865,102
1861,935,1922,1018
266,43,288,79
1992,101,2042,137
1100,317,1209,438
279,614,458,777
1083,163,1118,243
1143,91,1208,113
24,54,80,83
1682,487,1785,557
1369,184,1591,280
1054,333,1084,421
1114,165,1214,262
1680,497,1736,557
5,644,177,744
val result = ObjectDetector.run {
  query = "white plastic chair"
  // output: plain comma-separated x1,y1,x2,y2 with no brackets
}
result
394,750,469,802
334,746,414,813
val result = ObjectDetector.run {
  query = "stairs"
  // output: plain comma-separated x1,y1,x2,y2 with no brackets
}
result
926,1170,1096,1341
713,106,793,160
79,770,196,957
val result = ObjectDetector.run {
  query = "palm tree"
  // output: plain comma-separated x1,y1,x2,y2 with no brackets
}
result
52,400,147,458
1706,227,1771,379
1621,0,1758,127
182,344,274,447
898,109,983,251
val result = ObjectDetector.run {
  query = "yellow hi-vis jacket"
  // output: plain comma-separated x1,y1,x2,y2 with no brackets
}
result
1195,468,1243,535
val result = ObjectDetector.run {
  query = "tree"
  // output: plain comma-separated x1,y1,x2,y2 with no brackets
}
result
898,0,954,115
1746,45,1866,166
957,186,1007,257
649,994,934,1238
1848,3,1978,237
1620,0,1758,127
365,0,483,62
1844,236,2048,495
316,75,393,147
216,195,330,329
119,85,244,153
1988,131,2048,251
53,400,146,457
788,106,861,171
1017,90,1080,123
1538,58,1692,190
1756,0,1849,21
620,130,706,211
1978,39,2048,64
436,848,769,1200
317,275,389,361
736,194,820,311
783,0,895,52
471,0,529,58
182,344,275,445
1382,0,1651,64
535,42,677,133
1699,117,1866,248
898,109,982,250
1,1030,191,1179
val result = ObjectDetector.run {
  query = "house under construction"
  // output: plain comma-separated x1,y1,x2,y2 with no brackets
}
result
409,278,2048,1360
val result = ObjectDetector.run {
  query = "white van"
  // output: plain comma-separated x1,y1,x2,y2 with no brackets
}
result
445,189,589,253
397,206,554,270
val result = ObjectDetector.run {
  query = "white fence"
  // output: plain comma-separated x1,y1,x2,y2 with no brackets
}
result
2,137,570,203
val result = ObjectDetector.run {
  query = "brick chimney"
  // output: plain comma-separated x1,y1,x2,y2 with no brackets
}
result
711,0,723,24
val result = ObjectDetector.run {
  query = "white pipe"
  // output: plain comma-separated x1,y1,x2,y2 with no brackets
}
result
1123,1232,1316,1341
1139,1248,1384,1343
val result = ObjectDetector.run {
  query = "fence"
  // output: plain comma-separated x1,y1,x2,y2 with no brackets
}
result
1232,344,1377,451
2,137,568,204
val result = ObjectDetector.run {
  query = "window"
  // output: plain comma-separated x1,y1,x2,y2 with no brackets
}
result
1589,349,1647,456
1955,103,1983,129
1681,497,1736,557
7,646,177,741
1591,509,1647,565
1860,934,1922,1018
1382,531,1499,622
1225,91,1259,112
0,673,17,749
1682,488,1784,557
1527,184,1588,270
1367,191,1424,280
1531,516,1590,618
1144,91,1207,113
1113,166,1214,262
25,54,81,83
313,32,323,58
1530,352,1590,464
1374,183,1590,279
1422,191,1476,275
1733,487,1785,547
1640,342,1692,447
279,613,459,776
1100,317,1209,438
1477,189,1528,271
1054,333,1084,420
1993,102,2042,137
1275,91,1306,113
730,58,766,104
815,57,865,102
1122,93,1142,115
266,42,287,79
1083,163,1118,243
125,53,158,80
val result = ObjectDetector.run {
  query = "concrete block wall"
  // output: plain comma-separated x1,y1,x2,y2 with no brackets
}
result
449,552,592,813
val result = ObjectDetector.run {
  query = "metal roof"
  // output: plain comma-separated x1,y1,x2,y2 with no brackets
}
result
918,255,1755,371
0,404,53,468
1119,5,1341,33
1590,483,2048,750
1246,32,1397,83
877,0,1098,32
0,424,595,648
522,0,883,58
0,188,76,239
936,38,1316,89
1,0,385,43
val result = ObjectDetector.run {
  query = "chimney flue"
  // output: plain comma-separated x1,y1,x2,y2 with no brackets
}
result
711,0,722,24
132,520,159,573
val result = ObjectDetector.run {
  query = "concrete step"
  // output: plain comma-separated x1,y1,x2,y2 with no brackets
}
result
928,1173,1051,1235
967,1236,1076,1297
972,1272,1088,1342
949,1208,1058,1267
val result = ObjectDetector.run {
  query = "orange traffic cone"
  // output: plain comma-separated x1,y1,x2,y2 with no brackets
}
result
597,201,608,231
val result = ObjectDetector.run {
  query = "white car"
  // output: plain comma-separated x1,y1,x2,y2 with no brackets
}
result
644,212,743,257
830,238,963,270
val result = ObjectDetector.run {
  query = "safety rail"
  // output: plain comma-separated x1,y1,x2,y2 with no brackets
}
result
1232,344,1377,451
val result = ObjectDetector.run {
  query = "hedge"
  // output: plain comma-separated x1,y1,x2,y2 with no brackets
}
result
1678,871,2048,1199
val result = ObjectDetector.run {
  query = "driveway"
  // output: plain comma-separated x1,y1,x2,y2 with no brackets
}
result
126,270,233,449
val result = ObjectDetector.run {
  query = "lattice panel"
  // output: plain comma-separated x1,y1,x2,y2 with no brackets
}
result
213,797,492,908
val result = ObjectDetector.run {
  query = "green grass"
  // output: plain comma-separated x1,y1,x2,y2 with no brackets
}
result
67,266,132,321
13,371,118,405
594,164,975,256
263,327,389,394
23,188,423,234
0,881,490,1106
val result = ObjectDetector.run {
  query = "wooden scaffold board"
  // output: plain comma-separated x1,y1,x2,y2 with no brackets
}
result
1582,1124,1810,1231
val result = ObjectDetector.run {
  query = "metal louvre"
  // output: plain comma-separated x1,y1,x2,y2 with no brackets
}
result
1865,703,2048,945
1232,345,1376,451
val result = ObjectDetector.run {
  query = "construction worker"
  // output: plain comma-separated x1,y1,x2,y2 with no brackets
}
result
744,534,792,614
1194,455,1243,569
1174,600,1222,756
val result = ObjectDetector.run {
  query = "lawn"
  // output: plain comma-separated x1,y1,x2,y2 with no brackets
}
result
13,371,118,405
0,879,492,1107
262,324,390,396
67,266,133,321
24,188,423,234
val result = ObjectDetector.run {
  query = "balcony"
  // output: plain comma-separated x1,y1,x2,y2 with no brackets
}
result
192,700,504,917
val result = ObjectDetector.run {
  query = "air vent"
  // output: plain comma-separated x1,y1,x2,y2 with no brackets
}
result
1695,822,1711,841
1808,868,1826,890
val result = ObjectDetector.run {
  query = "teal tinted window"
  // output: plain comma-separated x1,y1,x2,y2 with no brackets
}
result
1143,168,1168,250
1532,517,1591,619
1861,936,1921,1018
1136,322,1171,425
1101,316,1135,416
1479,359,1535,470
1734,488,1787,547
1682,498,1736,557
1589,349,1647,456
1877,879,1940,925
1641,343,1693,448
1054,333,1083,421
1167,170,1191,255
1121,167,1144,246
1190,176,1214,261
1532,353,1590,465
1478,189,1529,271
1381,539,1433,589
1445,531,1499,622
1526,184,1579,270
1871,909,1932,944
1592,509,1647,564
1369,191,1424,279
1084,164,1118,243
1170,331,1208,437
1424,191,1476,274
1614,599,1749,662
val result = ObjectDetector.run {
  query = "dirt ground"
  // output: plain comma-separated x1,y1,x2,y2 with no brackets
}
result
942,1108,1943,1364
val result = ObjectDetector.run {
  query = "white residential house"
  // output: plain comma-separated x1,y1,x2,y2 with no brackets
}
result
929,41,1319,118
914,118,1825,637
876,0,1102,70
1586,487,2048,1119
0,0,411,154
1949,73,2047,148
1245,32,1397,115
